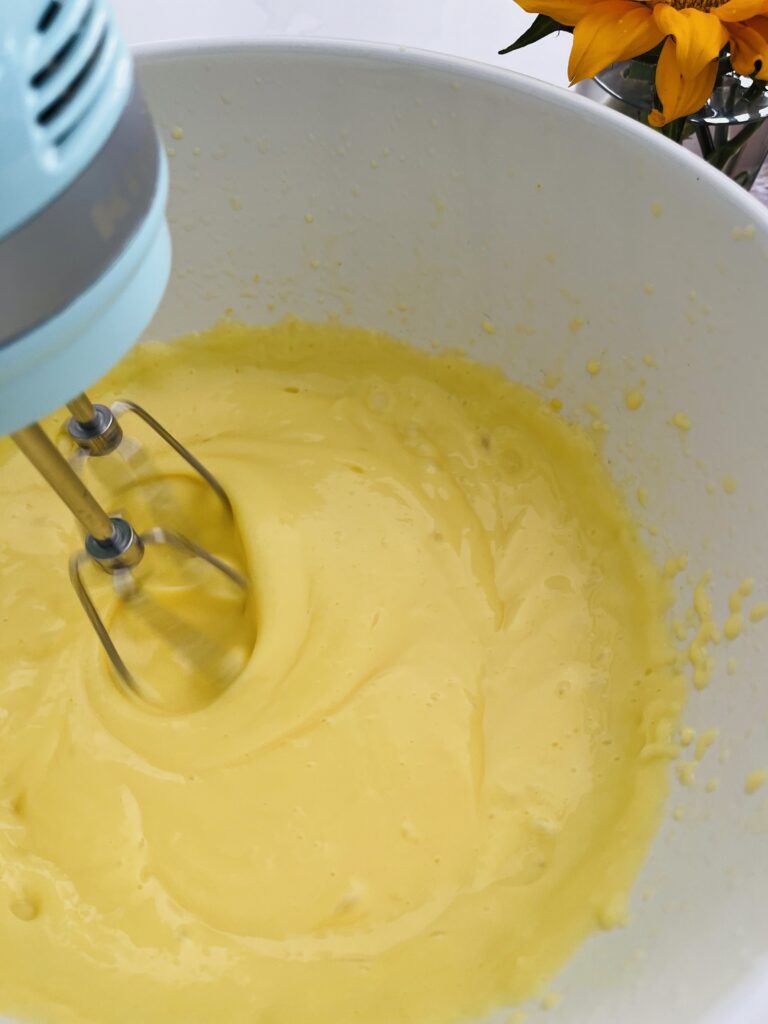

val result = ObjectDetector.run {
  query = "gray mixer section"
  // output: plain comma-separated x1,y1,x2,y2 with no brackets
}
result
0,84,163,348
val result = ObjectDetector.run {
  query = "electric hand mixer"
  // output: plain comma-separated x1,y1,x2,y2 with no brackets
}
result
0,1,253,705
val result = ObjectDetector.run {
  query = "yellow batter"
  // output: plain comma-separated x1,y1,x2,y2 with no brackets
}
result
0,319,683,1024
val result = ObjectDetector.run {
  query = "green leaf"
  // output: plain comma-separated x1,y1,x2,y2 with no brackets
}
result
498,15,567,56
707,118,764,172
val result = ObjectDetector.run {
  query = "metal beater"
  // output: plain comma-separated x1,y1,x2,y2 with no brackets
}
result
11,393,251,704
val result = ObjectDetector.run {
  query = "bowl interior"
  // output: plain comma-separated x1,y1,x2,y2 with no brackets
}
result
126,42,768,1024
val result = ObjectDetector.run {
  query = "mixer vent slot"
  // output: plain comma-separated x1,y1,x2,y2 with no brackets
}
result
51,106,92,148
32,1,95,92
37,30,106,130
28,0,116,151
37,1,64,33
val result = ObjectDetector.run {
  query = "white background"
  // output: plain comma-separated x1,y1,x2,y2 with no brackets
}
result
112,0,570,87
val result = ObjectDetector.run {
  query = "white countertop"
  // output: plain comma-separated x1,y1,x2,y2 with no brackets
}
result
113,0,569,87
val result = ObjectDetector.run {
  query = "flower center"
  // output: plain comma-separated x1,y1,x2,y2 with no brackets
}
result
665,0,728,9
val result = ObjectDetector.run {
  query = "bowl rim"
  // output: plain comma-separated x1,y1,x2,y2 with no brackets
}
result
133,35,768,235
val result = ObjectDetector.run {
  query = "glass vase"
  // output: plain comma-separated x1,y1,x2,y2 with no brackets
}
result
576,61,768,191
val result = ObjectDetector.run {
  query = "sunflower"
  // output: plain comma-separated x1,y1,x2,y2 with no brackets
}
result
513,0,768,125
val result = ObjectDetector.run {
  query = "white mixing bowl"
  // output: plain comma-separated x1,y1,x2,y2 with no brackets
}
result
121,40,768,1024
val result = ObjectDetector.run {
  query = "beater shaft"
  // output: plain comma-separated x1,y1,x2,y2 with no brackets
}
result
67,393,99,426
12,423,115,542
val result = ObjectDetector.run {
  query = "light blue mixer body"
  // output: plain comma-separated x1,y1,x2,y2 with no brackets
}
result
0,0,170,435
0,5,252,699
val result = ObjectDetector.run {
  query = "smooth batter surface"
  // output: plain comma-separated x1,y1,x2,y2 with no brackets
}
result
0,320,684,1024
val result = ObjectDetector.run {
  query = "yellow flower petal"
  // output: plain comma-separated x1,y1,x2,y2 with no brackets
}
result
717,0,768,24
653,6,728,76
515,0,595,27
568,1,664,82
649,36,718,126
729,16,768,76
